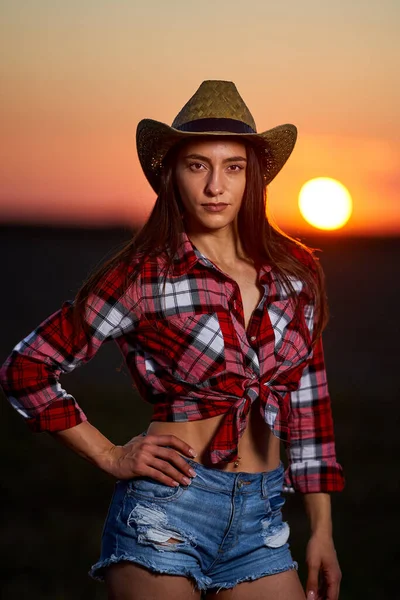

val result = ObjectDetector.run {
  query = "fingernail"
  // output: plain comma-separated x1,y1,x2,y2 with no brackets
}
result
189,449,197,457
307,592,316,600
188,468,197,477
182,477,191,485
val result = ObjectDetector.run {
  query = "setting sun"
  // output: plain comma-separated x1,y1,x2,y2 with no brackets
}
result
298,178,353,231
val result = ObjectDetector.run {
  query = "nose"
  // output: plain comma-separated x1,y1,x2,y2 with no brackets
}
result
205,168,224,197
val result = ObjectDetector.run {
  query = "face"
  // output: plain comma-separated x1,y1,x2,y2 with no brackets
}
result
174,138,247,234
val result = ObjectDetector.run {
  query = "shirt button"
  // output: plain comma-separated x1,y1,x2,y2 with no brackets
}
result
250,336,256,342
233,300,237,309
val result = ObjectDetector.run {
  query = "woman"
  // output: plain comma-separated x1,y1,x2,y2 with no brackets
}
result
0,80,344,600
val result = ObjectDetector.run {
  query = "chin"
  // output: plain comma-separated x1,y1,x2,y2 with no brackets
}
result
200,216,235,230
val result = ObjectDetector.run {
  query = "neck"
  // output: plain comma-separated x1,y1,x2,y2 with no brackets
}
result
186,226,247,267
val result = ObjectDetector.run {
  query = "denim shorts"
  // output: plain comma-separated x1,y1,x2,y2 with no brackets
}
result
89,458,297,591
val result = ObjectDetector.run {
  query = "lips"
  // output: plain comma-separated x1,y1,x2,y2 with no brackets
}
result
202,203,229,212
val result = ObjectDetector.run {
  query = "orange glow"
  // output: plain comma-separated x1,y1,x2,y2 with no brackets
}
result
1,1,399,235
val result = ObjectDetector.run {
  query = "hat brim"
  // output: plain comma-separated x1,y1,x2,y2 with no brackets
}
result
136,119,297,194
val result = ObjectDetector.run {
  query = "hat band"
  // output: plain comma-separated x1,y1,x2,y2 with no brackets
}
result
176,117,256,134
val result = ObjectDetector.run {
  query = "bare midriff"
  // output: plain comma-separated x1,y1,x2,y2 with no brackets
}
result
147,398,281,473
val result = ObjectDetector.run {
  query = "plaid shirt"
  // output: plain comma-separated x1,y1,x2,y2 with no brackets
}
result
0,233,344,493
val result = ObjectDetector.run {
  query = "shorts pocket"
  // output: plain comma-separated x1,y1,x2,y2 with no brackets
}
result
268,489,286,515
127,477,185,502
261,466,286,514
260,486,290,548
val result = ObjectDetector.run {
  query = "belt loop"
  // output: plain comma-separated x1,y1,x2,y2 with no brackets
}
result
261,472,268,498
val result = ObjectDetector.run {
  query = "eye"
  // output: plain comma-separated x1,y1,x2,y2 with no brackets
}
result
189,162,206,171
227,164,244,172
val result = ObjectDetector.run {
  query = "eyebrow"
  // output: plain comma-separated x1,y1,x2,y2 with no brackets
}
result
183,153,247,164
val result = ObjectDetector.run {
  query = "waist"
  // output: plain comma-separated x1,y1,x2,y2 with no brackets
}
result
180,456,285,494
146,403,281,473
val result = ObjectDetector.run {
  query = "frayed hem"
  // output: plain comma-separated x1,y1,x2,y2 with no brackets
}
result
208,561,299,593
89,553,212,591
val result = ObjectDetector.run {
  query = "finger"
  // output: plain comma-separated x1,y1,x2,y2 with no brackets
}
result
306,564,320,600
325,575,341,600
148,434,197,458
150,458,193,487
141,465,181,488
321,562,341,600
152,446,197,478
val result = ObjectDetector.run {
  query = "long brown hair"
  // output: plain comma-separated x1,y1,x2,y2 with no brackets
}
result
72,139,328,342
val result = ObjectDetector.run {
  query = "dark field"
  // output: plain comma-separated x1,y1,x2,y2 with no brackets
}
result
1,225,399,599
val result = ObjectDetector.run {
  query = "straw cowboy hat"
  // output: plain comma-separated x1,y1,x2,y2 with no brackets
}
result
136,80,297,194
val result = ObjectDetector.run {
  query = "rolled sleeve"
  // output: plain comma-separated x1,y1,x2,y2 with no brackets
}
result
284,336,345,493
28,397,87,432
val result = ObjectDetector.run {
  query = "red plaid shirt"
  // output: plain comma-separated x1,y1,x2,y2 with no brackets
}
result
0,233,344,493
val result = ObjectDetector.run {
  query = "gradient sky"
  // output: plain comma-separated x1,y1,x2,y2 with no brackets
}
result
1,0,399,234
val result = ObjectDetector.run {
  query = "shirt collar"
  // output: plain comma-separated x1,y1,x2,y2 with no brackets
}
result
170,232,203,276
170,232,273,279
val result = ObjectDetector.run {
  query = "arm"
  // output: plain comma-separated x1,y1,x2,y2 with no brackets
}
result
0,263,197,486
286,334,344,600
284,336,345,494
0,262,139,432
50,421,198,486
303,493,341,600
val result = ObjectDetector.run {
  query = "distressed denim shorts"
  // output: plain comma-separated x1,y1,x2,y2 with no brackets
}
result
89,458,297,591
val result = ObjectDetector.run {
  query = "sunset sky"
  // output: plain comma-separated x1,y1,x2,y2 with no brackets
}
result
1,0,399,235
